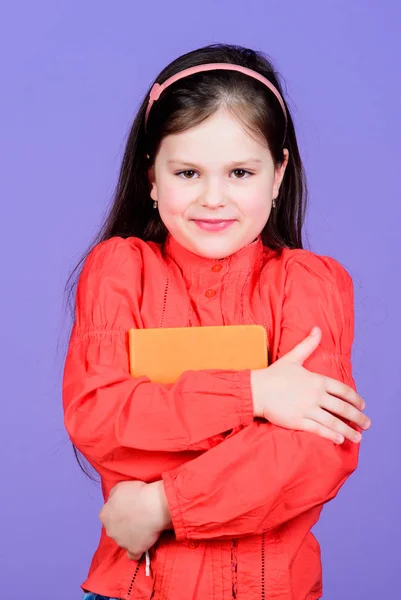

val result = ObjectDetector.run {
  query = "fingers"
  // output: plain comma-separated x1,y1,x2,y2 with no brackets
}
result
323,377,365,410
281,327,322,365
300,417,347,444
321,394,371,431
99,507,106,525
304,408,362,444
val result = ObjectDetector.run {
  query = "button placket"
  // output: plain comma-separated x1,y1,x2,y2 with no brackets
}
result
204,262,225,298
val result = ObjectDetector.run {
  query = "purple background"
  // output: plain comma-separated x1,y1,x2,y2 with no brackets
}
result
1,1,399,598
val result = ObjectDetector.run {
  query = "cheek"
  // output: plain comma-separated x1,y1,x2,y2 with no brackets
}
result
240,193,271,220
158,182,192,215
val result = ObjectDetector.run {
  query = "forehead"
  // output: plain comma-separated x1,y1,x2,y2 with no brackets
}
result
157,109,271,164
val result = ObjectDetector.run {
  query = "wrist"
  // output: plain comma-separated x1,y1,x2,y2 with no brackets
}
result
250,369,265,418
147,481,172,530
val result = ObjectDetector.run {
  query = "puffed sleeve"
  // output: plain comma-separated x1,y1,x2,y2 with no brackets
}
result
62,237,254,478
161,253,361,540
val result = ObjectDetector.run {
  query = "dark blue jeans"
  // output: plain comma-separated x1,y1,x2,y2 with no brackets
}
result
83,594,120,600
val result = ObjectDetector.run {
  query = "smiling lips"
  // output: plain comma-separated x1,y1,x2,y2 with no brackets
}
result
191,219,237,231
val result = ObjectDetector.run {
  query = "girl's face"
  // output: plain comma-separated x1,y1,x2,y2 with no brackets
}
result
149,108,289,259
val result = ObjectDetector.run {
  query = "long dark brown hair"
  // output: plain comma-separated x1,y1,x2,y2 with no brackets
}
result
64,43,308,476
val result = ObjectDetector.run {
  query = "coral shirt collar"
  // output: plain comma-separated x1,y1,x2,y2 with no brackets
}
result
164,233,264,275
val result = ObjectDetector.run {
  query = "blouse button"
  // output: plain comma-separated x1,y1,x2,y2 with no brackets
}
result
205,289,216,298
188,540,199,549
211,264,222,272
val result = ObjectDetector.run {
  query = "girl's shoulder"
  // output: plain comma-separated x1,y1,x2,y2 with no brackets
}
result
262,246,353,289
81,236,163,276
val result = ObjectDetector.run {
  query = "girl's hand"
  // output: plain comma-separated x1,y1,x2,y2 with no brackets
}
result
99,481,172,561
250,327,371,444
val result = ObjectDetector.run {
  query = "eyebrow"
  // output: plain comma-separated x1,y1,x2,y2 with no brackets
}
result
167,158,263,167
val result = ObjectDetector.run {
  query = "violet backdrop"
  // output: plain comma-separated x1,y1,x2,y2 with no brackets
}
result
0,1,399,598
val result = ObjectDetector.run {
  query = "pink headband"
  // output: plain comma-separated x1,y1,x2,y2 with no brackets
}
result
144,62,288,134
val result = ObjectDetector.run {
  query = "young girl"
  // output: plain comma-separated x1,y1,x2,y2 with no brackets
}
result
63,43,371,600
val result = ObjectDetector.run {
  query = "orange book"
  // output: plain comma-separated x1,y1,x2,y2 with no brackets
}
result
128,324,268,384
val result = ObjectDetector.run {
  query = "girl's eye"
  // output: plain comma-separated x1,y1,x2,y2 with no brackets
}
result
232,169,252,179
176,169,253,179
177,170,198,179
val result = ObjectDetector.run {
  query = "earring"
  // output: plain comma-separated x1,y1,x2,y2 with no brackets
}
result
153,200,158,209
272,198,276,209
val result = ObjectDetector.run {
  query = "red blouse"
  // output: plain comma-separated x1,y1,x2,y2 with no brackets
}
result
62,233,359,600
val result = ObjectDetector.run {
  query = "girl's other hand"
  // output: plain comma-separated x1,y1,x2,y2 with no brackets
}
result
99,481,172,561
250,327,371,444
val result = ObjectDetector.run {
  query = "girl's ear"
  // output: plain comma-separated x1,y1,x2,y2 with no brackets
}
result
148,163,157,201
273,148,289,199
150,184,157,201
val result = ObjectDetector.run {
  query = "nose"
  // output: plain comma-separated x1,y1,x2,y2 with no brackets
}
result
199,178,228,208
